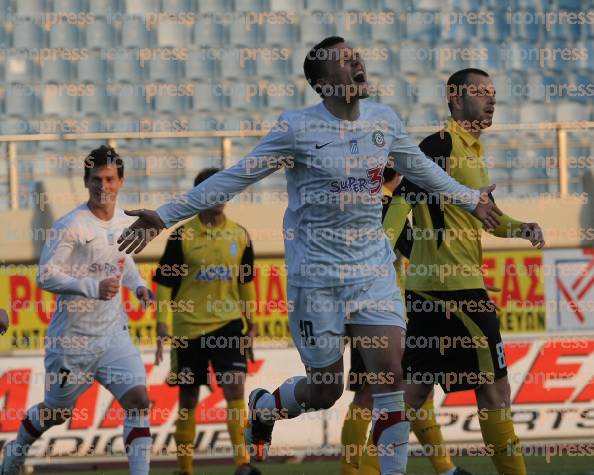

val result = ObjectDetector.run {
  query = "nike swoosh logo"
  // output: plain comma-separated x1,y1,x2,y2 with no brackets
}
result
315,141,333,149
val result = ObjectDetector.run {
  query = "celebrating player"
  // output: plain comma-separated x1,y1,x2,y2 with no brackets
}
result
153,168,260,475
1,146,154,475
356,69,544,475
117,38,502,475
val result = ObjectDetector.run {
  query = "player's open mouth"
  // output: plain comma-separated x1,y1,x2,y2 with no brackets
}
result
353,71,366,83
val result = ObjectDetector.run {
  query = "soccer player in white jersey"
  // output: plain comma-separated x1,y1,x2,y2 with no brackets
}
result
117,37,502,475
1,146,153,475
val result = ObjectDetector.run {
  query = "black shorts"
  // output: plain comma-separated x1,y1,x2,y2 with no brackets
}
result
402,289,507,393
168,319,248,387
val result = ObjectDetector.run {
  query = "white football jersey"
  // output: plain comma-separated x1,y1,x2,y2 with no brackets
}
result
157,101,480,288
37,204,146,354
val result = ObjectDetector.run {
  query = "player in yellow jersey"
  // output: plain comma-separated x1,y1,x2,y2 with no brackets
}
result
355,69,545,475
153,168,260,475
340,168,471,475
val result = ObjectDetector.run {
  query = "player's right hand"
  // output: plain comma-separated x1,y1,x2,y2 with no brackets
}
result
472,184,503,230
99,276,120,300
155,322,170,365
118,209,166,254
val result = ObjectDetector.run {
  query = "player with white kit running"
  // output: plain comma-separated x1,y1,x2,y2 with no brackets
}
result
1,146,154,475
116,38,502,475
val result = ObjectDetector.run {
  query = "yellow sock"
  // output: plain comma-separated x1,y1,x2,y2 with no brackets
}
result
408,399,455,474
340,403,372,475
479,408,527,475
175,408,196,475
227,399,249,468
358,428,380,475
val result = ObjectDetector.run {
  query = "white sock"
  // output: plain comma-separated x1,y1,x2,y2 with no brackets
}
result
255,376,306,423
123,412,151,475
372,391,410,475
16,404,46,451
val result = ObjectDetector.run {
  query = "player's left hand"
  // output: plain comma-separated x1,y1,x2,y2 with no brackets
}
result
472,184,503,230
118,209,166,254
0,308,9,335
136,287,155,311
520,222,545,249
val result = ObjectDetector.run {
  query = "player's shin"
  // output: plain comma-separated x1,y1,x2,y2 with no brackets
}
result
371,391,409,475
15,404,49,453
408,399,455,474
340,402,372,475
175,408,196,474
227,400,249,468
479,408,526,475
254,376,307,423
124,408,151,475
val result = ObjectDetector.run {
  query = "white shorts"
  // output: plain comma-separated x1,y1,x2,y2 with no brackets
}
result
288,264,406,368
44,330,146,409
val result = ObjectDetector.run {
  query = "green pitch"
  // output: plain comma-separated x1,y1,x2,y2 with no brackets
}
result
40,455,594,474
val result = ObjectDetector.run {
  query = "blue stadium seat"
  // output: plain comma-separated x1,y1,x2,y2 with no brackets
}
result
576,40,594,71
257,54,291,79
370,13,402,44
469,42,500,71
0,0,9,20
113,55,144,83
405,12,439,41
88,0,121,15
192,82,223,112
162,0,192,12
486,166,511,194
270,0,303,10
545,14,580,42
155,93,189,114
378,77,414,107
116,84,148,115
343,0,373,9
449,0,481,9
5,57,38,83
365,50,395,78
524,72,557,102
440,14,477,43
42,59,73,83
193,20,226,46
53,0,82,11
382,0,411,8
398,42,433,74
49,23,80,48
305,0,338,9
188,115,221,148
85,19,116,49
12,21,44,49
519,103,554,123
302,79,320,106
199,0,232,12
510,10,540,42
5,85,36,117
230,19,260,47
15,0,45,16
111,116,143,133
185,50,216,81
42,85,77,116
300,14,336,45
415,77,445,106
157,22,191,47
341,12,370,43
228,82,261,111
221,55,255,80
122,17,152,48
1,117,32,134
478,10,509,42
434,43,468,72
407,106,440,126
543,41,572,73
566,73,591,103
81,86,112,115
556,101,590,122
125,0,159,15
267,82,300,110
78,56,108,84
491,73,523,104
265,22,297,45
492,104,518,125
148,58,181,82
502,42,540,71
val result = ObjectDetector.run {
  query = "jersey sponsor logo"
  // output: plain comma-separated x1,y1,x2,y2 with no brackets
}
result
329,177,370,193
372,130,385,147
88,262,120,274
229,241,238,257
349,139,359,155
194,265,234,282
315,141,333,150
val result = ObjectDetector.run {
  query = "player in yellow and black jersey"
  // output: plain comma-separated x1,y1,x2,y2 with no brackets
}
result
153,168,260,475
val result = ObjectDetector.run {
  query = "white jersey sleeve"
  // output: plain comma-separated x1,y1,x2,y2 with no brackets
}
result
121,254,147,291
156,114,295,228
388,111,480,213
37,222,100,299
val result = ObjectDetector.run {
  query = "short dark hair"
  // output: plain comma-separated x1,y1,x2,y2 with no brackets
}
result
304,36,345,95
383,166,397,184
194,167,220,187
446,68,490,113
84,145,123,181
